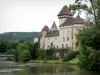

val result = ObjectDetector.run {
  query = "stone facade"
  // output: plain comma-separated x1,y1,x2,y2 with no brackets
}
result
34,5,87,50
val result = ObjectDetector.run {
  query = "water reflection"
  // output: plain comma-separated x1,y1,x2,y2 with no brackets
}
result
0,61,100,75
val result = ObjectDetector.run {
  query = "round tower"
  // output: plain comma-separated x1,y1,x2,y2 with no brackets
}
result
41,25,49,49
41,25,49,37
57,5,73,25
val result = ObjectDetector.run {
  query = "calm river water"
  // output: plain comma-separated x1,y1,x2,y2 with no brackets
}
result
0,61,100,75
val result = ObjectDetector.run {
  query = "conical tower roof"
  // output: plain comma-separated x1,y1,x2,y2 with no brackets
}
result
50,21,58,31
51,21,57,28
58,5,72,16
74,13,85,24
41,25,49,31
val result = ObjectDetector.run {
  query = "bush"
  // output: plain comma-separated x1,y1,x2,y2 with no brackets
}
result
63,51,79,62
78,47,100,71
38,49,55,60
19,50,31,62
6,49,15,55
38,50,46,60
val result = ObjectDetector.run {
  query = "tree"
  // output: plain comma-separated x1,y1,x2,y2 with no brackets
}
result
19,50,31,62
74,0,100,26
0,39,11,53
72,0,100,71
31,42,39,59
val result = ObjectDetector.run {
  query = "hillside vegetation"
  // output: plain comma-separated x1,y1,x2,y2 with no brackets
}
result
0,32,39,41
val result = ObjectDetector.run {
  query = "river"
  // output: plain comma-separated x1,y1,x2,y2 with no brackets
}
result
0,61,100,75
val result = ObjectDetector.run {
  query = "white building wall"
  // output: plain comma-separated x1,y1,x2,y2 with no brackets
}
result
44,36,60,49
34,38,38,43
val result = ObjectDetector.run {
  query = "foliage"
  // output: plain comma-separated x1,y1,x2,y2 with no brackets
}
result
0,39,11,53
6,49,15,55
38,50,47,60
0,32,39,41
31,42,39,59
63,51,79,62
38,49,54,60
76,27,100,50
9,40,20,50
78,47,100,71
19,50,31,62
67,58,79,65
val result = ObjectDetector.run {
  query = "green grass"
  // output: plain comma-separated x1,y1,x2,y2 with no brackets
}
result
67,58,79,65
30,60,64,64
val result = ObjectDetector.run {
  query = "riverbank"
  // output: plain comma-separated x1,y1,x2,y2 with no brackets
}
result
30,58,79,65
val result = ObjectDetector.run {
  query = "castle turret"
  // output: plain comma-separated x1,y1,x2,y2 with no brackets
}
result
74,13,85,24
57,5,73,25
41,25,49,37
41,25,49,49
50,21,58,31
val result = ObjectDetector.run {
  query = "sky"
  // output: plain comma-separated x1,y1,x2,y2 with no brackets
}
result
0,0,76,33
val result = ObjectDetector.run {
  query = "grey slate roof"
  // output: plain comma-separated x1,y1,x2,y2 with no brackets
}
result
46,30,59,37
51,21,58,29
59,17,74,27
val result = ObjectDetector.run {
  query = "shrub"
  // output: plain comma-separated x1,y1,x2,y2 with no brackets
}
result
38,49,46,60
63,51,79,62
19,50,31,62
38,49,55,60
78,47,100,71
6,49,15,55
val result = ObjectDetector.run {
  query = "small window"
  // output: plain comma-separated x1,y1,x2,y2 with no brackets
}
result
62,44,64,48
67,37,69,41
47,45,49,48
48,37,50,40
66,44,68,48
55,37,57,40
57,45,58,48
63,37,65,41
72,36,73,39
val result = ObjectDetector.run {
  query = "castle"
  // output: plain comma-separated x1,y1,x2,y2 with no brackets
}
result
34,5,87,50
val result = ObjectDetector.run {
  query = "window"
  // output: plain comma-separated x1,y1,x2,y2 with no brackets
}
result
48,37,50,40
66,44,68,48
72,36,73,39
57,45,58,48
55,37,57,40
62,44,64,48
67,37,69,41
63,37,65,41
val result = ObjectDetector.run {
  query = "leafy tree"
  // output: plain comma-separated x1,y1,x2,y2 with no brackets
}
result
0,39,11,53
71,0,100,71
19,50,31,62
6,49,15,55
31,42,39,59
78,47,100,71
9,40,20,50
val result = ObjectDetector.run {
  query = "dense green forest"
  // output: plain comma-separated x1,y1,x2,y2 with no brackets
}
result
0,32,39,41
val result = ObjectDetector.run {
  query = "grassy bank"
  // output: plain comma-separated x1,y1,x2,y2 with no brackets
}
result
30,58,79,64
30,59,65,64
67,58,79,65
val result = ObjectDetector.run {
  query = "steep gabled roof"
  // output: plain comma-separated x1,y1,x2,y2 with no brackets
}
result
58,5,73,16
51,21,58,29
